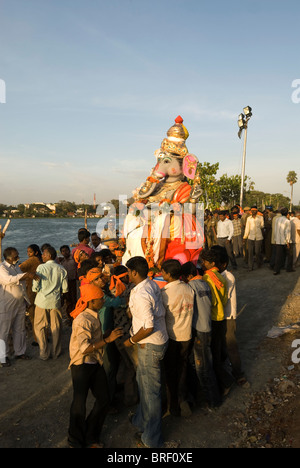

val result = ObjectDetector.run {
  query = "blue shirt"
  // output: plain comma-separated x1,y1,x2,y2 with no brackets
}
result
188,279,212,333
33,260,68,309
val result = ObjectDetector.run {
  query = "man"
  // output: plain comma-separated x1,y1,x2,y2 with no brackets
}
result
124,256,168,448
216,211,237,269
101,220,117,244
59,245,78,322
0,247,35,367
33,246,68,360
291,211,300,269
231,211,243,257
91,232,108,252
273,207,292,275
263,206,275,262
210,210,219,246
72,229,94,258
243,206,264,271
241,207,251,264
270,209,281,269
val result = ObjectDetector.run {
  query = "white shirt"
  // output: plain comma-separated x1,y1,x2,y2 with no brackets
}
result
161,280,194,341
243,215,264,241
221,270,237,320
129,278,168,345
217,219,234,240
0,261,28,315
274,216,291,245
291,217,300,243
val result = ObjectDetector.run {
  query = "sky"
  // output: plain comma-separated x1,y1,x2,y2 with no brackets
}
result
0,0,299,207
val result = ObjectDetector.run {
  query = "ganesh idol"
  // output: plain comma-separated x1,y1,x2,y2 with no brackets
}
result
122,116,204,272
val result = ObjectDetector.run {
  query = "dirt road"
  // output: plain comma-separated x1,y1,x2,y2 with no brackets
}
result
0,259,299,449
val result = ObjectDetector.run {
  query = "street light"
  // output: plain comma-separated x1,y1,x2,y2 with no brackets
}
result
237,106,252,207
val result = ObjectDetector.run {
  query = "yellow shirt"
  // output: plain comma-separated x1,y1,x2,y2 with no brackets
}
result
203,270,228,321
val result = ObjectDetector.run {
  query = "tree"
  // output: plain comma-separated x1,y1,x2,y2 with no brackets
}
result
196,162,220,209
286,171,298,210
218,174,254,207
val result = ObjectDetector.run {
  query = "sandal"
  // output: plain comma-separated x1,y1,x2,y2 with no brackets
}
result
237,376,248,386
135,432,150,448
0,359,11,368
87,442,104,448
15,354,31,360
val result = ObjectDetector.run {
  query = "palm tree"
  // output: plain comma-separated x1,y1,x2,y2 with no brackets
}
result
286,171,298,210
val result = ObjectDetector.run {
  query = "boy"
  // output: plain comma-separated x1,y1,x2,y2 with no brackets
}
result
200,249,234,397
68,282,123,448
212,245,247,386
161,259,194,417
181,261,221,407
110,265,138,407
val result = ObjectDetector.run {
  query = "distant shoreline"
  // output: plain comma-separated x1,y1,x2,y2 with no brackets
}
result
0,215,108,220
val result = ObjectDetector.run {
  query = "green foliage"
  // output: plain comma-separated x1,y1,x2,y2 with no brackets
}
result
196,161,220,209
286,171,298,185
218,174,254,207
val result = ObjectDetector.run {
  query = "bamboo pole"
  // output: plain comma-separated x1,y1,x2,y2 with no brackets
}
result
0,224,2,261
0,220,11,261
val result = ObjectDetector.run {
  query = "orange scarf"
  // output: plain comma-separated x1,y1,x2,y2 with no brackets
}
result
79,268,102,284
74,249,84,268
70,283,104,319
86,268,102,283
204,267,223,291
109,272,128,297
190,275,203,281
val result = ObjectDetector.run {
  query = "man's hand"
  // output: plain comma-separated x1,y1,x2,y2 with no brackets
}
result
105,327,124,343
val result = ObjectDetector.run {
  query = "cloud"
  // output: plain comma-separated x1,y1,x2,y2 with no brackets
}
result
41,161,71,169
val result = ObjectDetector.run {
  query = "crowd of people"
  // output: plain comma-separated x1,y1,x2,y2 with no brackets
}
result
0,205,299,448
204,205,300,274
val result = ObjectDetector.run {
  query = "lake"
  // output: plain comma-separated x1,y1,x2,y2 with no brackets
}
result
0,217,119,262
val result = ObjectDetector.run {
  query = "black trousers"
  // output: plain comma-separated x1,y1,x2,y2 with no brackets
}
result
217,238,237,267
211,320,234,393
68,363,110,448
274,244,293,273
163,338,192,412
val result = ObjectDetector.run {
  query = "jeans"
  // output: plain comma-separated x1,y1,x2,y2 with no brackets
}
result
193,330,221,407
132,341,168,448
68,363,110,448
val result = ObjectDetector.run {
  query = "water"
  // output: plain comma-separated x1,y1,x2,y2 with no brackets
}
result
0,218,114,262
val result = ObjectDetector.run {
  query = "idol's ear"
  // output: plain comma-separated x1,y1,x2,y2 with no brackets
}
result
182,154,198,180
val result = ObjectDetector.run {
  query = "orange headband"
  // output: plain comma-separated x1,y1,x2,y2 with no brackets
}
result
86,268,102,283
70,283,104,319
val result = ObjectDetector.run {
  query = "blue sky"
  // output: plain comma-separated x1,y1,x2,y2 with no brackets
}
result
0,0,299,207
